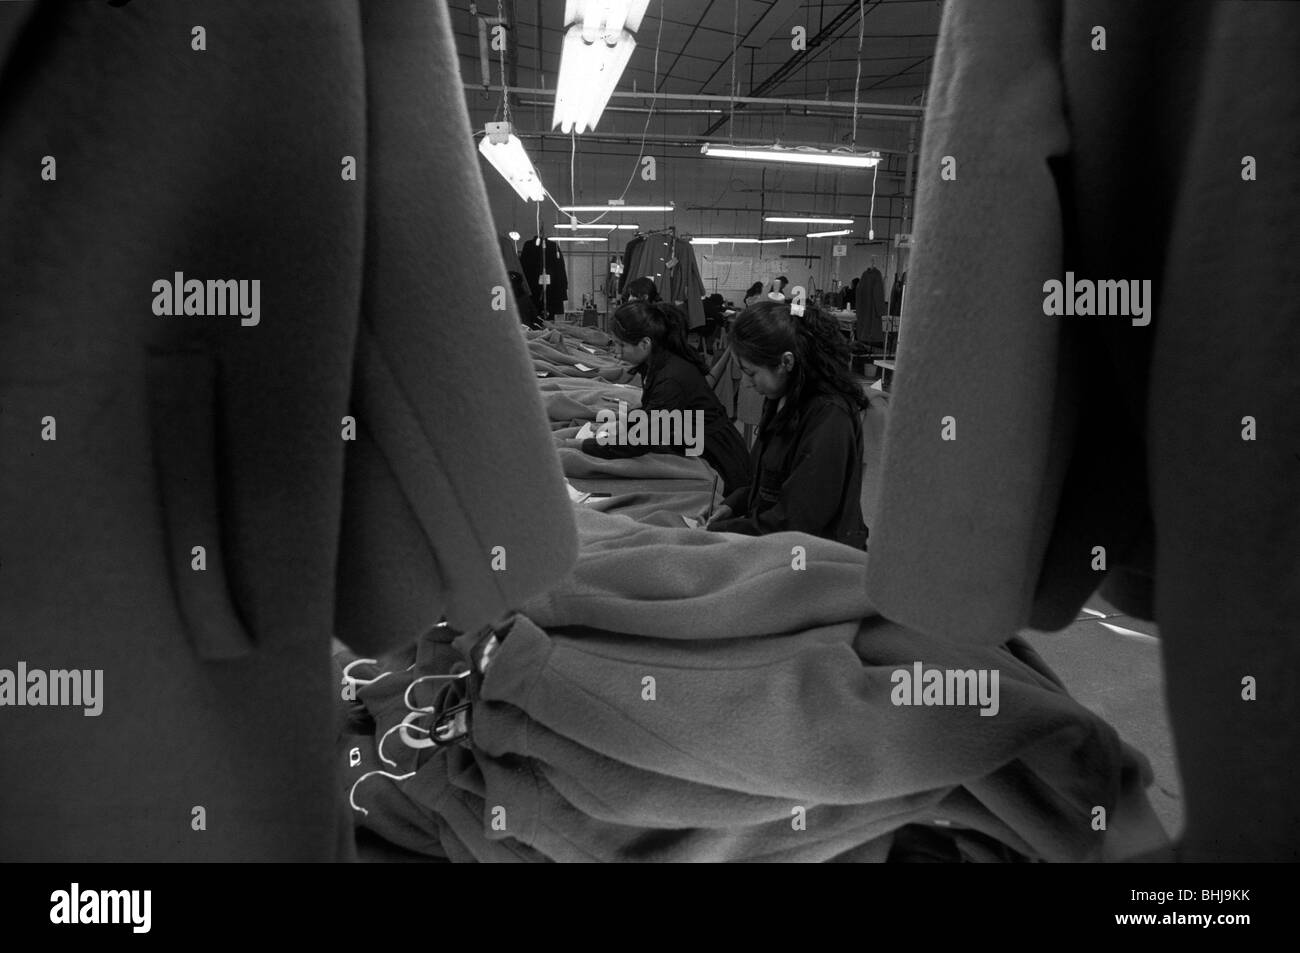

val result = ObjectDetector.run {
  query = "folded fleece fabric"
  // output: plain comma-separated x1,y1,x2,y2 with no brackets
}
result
541,320,615,349
342,507,1165,862
539,380,641,423
557,447,715,482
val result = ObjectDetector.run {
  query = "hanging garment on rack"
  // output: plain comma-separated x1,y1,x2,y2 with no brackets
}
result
602,258,622,302
622,233,705,329
498,233,523,277
624,233,667,297
888,271,905,316
619,235,646,296
707,346,766,428
519,236,569,316
0,0,578,862
855,266,887,344
669,238,707,330
865,0,1300,861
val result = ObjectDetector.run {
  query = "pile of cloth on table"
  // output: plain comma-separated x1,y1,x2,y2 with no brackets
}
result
337,506,1167,862
557,448,722,524
537,375,721,523
523,325,632,383
538,377,641,428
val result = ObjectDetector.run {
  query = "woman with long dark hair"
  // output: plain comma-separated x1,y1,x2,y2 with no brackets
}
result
703,300,869,548
561,300,752,495
624,276,660,303
743,281,764,305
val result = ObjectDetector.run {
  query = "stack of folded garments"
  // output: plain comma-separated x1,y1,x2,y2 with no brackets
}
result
538,378,641,427
340,508,1165,862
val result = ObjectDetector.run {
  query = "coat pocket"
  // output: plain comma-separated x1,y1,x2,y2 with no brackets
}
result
146,349,255,660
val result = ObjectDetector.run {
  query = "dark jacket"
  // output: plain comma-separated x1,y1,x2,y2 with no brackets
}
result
711,391,867,548
519,236,569,317
581,349,752,495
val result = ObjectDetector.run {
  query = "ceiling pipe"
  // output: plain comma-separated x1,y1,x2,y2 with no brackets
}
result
701,0,883,137
517,99,912,122
468,3,508,90
510,129,904,153
466,83,923,119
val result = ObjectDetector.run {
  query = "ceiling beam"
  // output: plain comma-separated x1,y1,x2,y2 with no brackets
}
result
467,83,923,117
702,0,883,137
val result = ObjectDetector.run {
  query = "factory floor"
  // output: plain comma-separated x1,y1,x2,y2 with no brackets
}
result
1023,598,1184,845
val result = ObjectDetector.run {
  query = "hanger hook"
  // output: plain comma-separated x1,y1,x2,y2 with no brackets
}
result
348,769,416,817
403,670,470,713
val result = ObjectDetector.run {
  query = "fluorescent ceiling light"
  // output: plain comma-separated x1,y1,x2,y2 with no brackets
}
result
553,223,641,230
806,229,854,238
765,217,855,225
508,231,521,241
560,204,674,212
553,0,652,134
478,123,545,202
548,236,608,242
701,144,881,169
692,238,796,245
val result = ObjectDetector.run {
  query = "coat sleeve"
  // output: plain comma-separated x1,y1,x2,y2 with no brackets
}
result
336,0,578,647
864,0,1071,644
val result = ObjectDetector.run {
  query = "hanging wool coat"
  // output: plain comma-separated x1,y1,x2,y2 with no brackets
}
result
519,236,570,317
0,0,577,861
865,0,1300,860
855,267,887,343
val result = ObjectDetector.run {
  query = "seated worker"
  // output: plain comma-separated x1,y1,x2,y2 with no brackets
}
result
559,301,752,496
703,301,869,548
624,276,660,303
768,275,790,301
743,281,765,306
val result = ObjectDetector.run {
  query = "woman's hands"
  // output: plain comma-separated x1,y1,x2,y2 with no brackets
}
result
698,504,732,528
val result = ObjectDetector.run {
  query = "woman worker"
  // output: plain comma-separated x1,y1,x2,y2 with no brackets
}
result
561,300,751,496
702,300,869,548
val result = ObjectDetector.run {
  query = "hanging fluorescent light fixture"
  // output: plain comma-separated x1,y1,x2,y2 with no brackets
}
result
553,0,652,134
478,122,545,201
553,223,641,230
559,204,673,213
765,217,855,225
548,236,609,242
806,229,854,238
692,237,796,245
701,144,881,169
